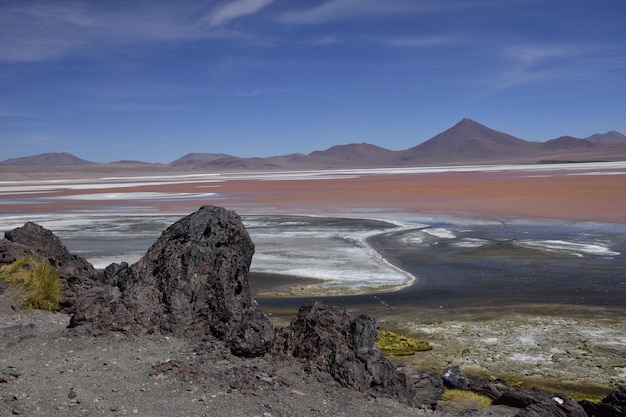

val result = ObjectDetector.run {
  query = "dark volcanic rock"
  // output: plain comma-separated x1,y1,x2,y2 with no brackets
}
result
70,205,274,357
272,301,436,407
2,222,98,312
468,375,512,400
396,363,444,409
491,387,586,417
469,374,587,416
580,385,626,417
441,365,470,390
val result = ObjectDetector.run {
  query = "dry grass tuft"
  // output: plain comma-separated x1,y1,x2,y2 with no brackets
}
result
376,329,432,356
440,389,492,409
0,256,62,311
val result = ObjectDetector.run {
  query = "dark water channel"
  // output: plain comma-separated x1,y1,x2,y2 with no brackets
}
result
255,218,626,312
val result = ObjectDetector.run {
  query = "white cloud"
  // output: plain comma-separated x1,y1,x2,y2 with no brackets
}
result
502,44,580,67
205,0,274,27
384,34,461,48
277,0,479,25
0,1,267,63
478,42,618,91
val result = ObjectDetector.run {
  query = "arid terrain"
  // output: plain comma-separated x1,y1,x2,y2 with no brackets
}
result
1,160,626,415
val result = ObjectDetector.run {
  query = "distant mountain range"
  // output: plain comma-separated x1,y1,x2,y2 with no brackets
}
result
3,119,626,170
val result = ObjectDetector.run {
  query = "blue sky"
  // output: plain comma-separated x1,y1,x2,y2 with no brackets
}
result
1,0,625,163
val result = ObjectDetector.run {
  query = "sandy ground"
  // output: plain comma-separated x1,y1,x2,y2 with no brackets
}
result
0,294,455,417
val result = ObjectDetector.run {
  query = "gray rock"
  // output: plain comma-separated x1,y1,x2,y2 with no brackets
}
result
273,301,419,405
492,387,586,417
70,205,274,357
396,363,444,409
442,365,470,390
579,385,626,417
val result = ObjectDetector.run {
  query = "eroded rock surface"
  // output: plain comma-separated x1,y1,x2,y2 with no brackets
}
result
70,205,274,357
272,301,445,409
1,222,98,312
580,386,626,417
466,368,587,416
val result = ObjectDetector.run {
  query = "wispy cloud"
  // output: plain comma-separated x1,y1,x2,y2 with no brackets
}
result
382,34,462,48
204,0,274,27
501,44,581,68
277,0,483,25
0,106,35,118
0,1,270,63
278,0,419,24
480,42,626,92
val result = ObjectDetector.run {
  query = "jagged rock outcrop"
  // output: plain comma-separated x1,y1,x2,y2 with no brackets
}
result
1,222,98,312
272,301,442,409
70,205,274,357
467,371,586,416
396,363,444,409
492,388,586,417
580,385,626,417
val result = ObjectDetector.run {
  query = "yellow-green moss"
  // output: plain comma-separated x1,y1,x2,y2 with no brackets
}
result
0,256,62,311
440,389,492,409
376,330,432,356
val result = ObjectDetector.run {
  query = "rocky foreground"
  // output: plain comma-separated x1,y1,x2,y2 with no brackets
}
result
1,206,624,416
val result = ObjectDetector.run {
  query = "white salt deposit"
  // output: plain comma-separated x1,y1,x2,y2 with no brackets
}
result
514,239,620,257
49,192,217,201
422,228,456,239
450,238,489,248
246,217,416,291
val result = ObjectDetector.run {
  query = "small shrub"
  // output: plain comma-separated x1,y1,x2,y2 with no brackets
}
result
441,389,492,409
376,330,432,356
0,256,62,311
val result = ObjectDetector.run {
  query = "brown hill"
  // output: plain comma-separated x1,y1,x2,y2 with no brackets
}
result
541,136,596,151
307,143,394,166
197,144,395,171
170,152,234,166
0,152,93,166
395,119,540,164
4,121,626,170
586,131,626,143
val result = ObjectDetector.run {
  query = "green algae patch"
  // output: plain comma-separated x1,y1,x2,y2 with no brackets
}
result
376,330,432,356
0,256,62,311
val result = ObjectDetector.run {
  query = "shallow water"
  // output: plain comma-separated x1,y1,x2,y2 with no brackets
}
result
1,212,624,311
369,217,626,309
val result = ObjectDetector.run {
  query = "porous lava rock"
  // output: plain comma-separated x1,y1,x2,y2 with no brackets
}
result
441,365,470,390
464,368,588,416
70,205,274,357
396,363,445,409
1,222,98,312
273,301,442,408
490,387,586,416
579,385,626,417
